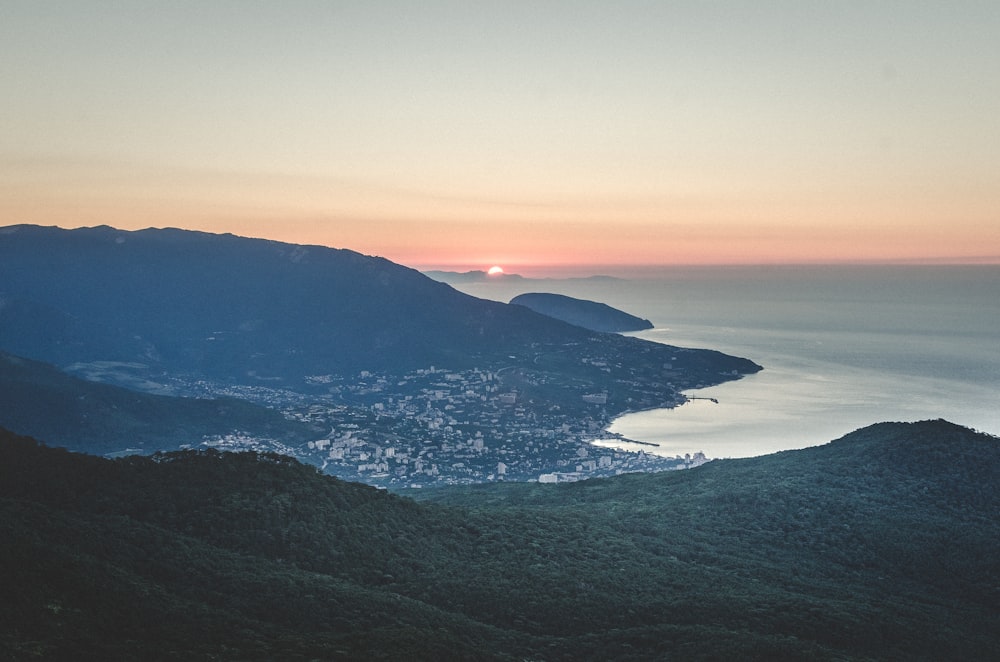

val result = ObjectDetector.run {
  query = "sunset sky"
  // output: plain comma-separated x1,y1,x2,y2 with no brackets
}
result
3,1,999,275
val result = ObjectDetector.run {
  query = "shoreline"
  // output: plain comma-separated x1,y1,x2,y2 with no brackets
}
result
594,389,718,459
596,388,691,450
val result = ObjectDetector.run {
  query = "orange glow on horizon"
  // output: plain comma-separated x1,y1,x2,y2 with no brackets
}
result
24,216,1000,280
5,158,997,276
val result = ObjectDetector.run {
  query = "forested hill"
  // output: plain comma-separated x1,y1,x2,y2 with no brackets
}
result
2,420,998,660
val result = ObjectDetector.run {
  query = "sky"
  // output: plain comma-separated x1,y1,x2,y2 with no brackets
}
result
2,1,999,276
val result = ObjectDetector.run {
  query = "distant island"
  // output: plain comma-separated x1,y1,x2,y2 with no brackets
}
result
511,292,654,333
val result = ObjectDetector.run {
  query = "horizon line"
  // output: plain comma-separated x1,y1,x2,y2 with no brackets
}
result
11,223,1000,274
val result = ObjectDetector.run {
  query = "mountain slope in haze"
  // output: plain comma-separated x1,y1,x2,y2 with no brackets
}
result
2,420,997,660
511,291,653,332
0,351,320,457
0,225,561,377
0,225,759,398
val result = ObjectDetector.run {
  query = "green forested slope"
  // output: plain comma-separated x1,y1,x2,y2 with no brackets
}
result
2,420,997,660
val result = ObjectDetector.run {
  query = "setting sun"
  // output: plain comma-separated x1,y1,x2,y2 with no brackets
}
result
487,266,504,276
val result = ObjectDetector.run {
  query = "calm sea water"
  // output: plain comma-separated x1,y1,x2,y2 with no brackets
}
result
454,266,1000,458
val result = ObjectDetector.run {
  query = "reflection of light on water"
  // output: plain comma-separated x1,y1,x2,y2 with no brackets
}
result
609,355,1000,460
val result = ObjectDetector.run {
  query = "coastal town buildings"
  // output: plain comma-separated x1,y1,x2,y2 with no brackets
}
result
187,364,695,488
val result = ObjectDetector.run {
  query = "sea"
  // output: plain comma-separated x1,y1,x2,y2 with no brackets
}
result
451,265,1000,459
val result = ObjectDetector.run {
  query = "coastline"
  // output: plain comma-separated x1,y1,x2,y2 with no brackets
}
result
455,267,1000,463
589,393,689,455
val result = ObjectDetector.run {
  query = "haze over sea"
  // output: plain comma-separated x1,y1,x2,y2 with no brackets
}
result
453,265,1000,459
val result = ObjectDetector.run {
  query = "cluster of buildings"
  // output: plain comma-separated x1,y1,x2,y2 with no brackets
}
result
281,365,696,487
183,352,712,488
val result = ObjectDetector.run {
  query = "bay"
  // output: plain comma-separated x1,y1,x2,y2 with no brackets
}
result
453,265,1000,459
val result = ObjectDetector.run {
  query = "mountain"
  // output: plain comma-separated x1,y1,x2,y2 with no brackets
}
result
0,351,320,457
0,225,758,395
2,420,997,660
510,292,654,332
0,225,558,379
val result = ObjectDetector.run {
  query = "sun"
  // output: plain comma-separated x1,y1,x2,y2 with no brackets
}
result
487,265,504,276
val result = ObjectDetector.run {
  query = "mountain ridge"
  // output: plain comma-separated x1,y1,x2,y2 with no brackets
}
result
0,224,560,376
0,224,759,388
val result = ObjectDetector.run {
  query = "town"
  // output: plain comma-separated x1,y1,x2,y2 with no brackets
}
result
189,363,711,488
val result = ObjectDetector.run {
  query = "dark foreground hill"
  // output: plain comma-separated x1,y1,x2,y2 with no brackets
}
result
0,351,320,456
2,420,998,660
511,292,654,332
